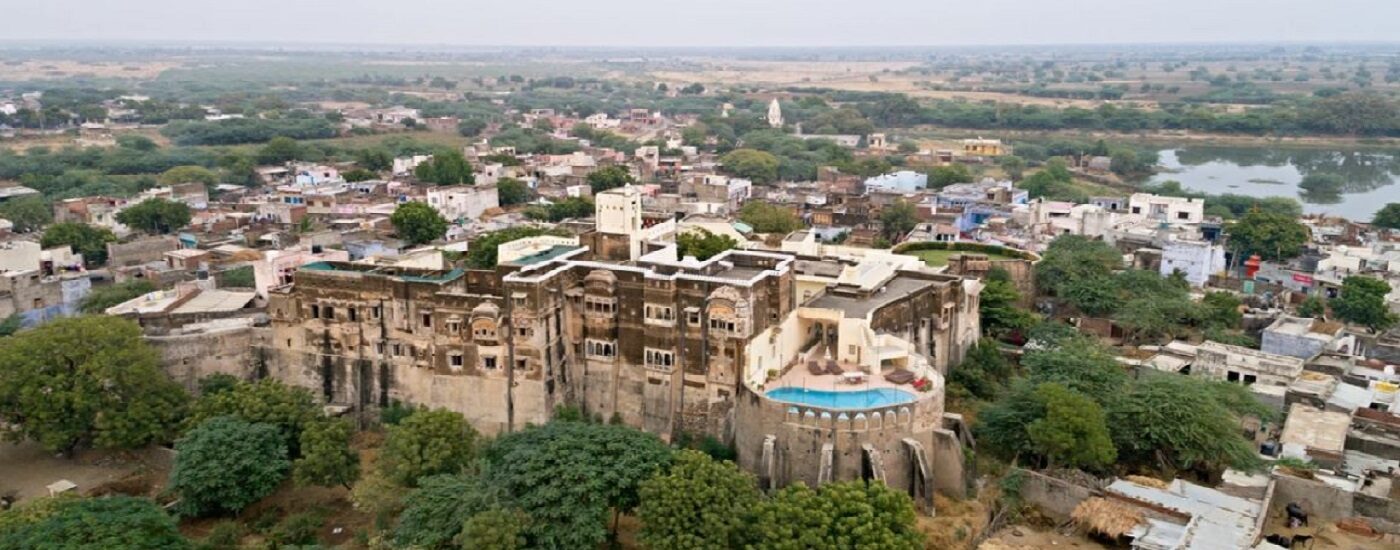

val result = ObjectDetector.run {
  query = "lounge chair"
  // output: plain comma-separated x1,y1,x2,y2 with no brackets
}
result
807,360,823,376
825,360,842,375
884,369,915,385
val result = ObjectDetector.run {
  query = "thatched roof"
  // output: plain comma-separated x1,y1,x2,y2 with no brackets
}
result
1071,497,1144,539
1124,475,1168,489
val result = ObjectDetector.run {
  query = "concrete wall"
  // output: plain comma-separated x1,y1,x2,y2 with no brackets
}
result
107,236,179,267
1013,468,1097,522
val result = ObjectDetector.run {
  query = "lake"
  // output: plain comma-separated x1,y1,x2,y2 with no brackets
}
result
1145,146,1400,221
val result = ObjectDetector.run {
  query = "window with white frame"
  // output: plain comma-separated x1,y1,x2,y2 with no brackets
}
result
585,338,617,358
644,348,675,371
584,297,616,315
644,304,675,325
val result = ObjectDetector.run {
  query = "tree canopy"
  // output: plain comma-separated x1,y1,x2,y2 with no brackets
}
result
185,378,321,457
414,151,475,185
746,481,924,550
115,197,192,235
0,315,186,454
585,165,634,194
0,496,189,550
1373,203,1400,231
1226,210,1309,262
0,195,52,233
496,177,531,206
293,417,360,489
1331,275,1397,332
380,408,479,487
720,149,780,184
390,201,450,245
879,200,918,242
41,222,116,267
480,421,673,549
158,165,218,185
738,202,802,234
637,450,761,550
464,227,565,269
393,474,504,549
170,416,290,516
80,279,155,313
676,228,739,261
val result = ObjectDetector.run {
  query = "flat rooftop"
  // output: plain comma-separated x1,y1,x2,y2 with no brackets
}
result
506,245,581,266
807,275,935,318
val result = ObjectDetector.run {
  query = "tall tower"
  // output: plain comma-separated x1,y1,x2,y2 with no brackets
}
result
767,99,783,129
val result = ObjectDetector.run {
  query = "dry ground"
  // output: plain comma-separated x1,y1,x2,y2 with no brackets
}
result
0,59,180,81
0,440,168,505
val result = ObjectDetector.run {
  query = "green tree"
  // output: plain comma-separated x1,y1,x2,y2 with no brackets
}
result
1035,234,1122,298
0,496,189,550
738,202,801,234
1021,336,1128,401
390,201,450,245
496,177,531,206
1027,383,1116,469
461,508,529,550
927,164,972,187
458,119,488,137
116,134,158,151
1107,374,1264,475
0,195,52,233
394,474,503,549
480,421,673,549
116,198,192,235
380,408,479,486
80,279,155,313
586,165,634,194
720,149,780,184
1200,291,1243,329
158,165,218,185
1108,149,1140,176
1331,275,1397,332
171,416,290,516
257,136,303,164
0,316,186,454
0,314,21,337
41,222,117,267
879,200,918,242
1297,295,1327,318
354,148,394,172
464,227,565,269
637,450,761,550
949,339,1015,401
1372,203,1400,230
414,151,475,185
1226,210,1308,262
980,268,1037,338
747,481,923,550
186,378,320,457
342,167,378,182
996,155,1026,180
294,418,360,489
676,228,739,261
1298,173,1345,204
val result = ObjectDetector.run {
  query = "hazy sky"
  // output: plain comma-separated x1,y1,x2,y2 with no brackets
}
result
6,0,1398,47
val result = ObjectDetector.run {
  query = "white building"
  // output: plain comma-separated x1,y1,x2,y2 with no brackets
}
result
767,99,783,128
1160,238,1227,287
1127,193,1205,225
425,185,500,223
393,155,432,176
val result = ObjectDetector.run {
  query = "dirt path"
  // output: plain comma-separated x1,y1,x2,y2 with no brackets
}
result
0,441,165,505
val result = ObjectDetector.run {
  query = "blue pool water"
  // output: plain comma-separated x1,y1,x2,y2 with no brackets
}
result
765,387,916,410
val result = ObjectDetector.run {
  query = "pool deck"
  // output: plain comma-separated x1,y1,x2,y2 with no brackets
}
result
767,345,920,395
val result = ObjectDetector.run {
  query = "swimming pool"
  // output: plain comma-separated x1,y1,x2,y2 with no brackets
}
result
765,387,916,410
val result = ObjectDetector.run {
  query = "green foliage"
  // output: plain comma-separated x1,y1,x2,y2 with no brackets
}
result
343,167,378,182
268,510,326,546
380,408,479,486
996,155,1026,180
294,418,361,489
586,165,634,193
1034,234,1121,299
80,279,155,314
1018,158,1084,202
460,508,530,550
354,148,394,172
1331,275,1398,332
171,416,290,516
162,117,335,146
637,450,761,550
257,136,304,164
195,520,244,550
186,378,321,457
198,373,241,396
738,201,802,234
464,227,565,269
927,163,972,187
523,197,592,222
480,421,673,549
41,221,117,267
218,265,255,288
1021,336,1128,400
496,177,531,206
720,149,780,184
1107,373,1264,474
414,151,475,185
950,339,1015,401
676,228,739,261
879,200,918,242
0,314,21,337
1226,210,1309,262
390,201,449,245
0,195,52,233
1200,291,1244,329
394,474,503,549
1297,295,1327,318
380,399,418,425
0,496,189,550
747,481,924,550
158,165,218,185
980,269,1037,338
0,494,79,538
1026,383,1117,469
1372,203,1400,230
0,315,186,454
116,197,193,235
